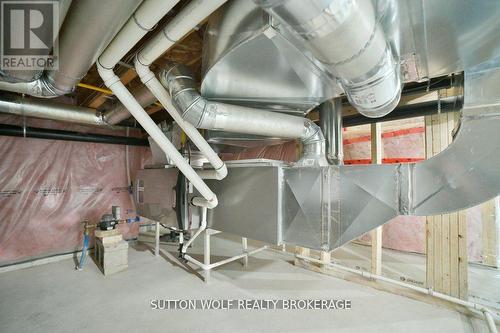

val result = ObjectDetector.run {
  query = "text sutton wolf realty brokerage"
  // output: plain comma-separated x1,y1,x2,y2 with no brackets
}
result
151,299,352,310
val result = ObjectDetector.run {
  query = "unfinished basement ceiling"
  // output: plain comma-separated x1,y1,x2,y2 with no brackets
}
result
74,0,204,126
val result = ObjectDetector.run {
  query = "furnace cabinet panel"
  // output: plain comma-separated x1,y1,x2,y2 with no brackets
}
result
206,166,284,245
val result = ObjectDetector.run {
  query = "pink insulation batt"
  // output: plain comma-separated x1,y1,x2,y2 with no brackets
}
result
0,115,151,265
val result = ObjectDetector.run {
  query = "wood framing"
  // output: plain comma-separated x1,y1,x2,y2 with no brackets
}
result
481,197,500,268
370,122,383,275
425,112,468,299
320,251,331,270
294,246,310,267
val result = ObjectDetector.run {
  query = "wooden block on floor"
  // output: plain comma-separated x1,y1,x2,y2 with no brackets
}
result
95,229,123,246
100,234,123,245
94,237,129,276
103,264,128,275
95,229,121,238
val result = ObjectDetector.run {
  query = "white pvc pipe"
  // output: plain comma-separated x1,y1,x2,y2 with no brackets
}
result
155,222,160,257
242,237,248,267
296,254,500,333
137,0,228,66
133,0,229,179
184,245,267,270
135,60,228,180
97,0,219,208
98,64,217,208
204,228,211,283
182,206,207,254
99,0,180,69
485,310,499,333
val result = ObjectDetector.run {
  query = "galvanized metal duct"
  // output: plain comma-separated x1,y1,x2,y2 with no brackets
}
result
253,0,402,118
0,87,158,127
318,98,343,165
201,1,500,115
0,0,141,97
161,63,327,165
202,56,500,252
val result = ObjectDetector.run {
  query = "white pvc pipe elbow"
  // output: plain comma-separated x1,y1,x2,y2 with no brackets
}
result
135,57,228,181
97,62,218,208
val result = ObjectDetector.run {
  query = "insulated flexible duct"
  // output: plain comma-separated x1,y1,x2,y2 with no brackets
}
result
0,93,104,125
0,0,140,97
0,88,156,127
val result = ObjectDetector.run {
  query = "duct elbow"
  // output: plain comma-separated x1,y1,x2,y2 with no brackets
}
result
0,75,63,98
160,63,206,127
301,118,324,144
299,119,328,166
95,113,110,127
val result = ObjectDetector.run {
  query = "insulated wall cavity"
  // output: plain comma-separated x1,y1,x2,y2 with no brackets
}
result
0,115,151,266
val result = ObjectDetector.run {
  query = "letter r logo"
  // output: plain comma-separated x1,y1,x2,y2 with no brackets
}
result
1,1,56,55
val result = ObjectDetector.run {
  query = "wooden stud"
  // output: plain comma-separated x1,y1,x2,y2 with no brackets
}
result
425,112,468,299
481,198,500,268
320,251,331,271
294,247,310,267
458,211,468,299
371,227,382,275
424,116,434,288
426,215,434,288
449,209,460,298
370,123,383,275
441,213,451,294
434,213,443,292
439,114,450,294
370,122,383,164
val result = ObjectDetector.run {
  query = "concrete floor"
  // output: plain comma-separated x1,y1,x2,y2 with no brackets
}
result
0,234,493,333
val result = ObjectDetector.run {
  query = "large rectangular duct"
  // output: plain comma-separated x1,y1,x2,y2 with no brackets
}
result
201,161,399,251
206,161,284,245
